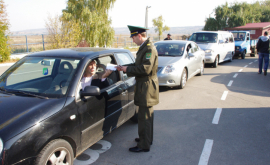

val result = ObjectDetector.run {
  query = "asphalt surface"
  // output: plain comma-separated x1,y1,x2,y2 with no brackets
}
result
1,55,270,165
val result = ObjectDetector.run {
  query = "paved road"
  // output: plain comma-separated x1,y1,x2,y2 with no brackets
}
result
1,55,270,165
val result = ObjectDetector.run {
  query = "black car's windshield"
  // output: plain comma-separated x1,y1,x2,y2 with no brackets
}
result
189,33,218,43
154,43,186,56
0,57,81,98
232,32,246,41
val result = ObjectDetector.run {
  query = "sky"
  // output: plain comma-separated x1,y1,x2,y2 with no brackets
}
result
5,0,258,32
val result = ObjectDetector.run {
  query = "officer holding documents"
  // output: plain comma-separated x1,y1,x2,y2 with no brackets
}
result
116,25,159,152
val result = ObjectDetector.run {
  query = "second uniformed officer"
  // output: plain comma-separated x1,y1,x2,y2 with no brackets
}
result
116,25,159,152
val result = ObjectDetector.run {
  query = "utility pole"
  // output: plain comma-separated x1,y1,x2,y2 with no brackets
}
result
145,6,151,37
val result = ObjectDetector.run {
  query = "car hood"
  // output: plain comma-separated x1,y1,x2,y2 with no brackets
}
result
158,56,182,66
197,43,217,50
0,93,66,142
235,41,245,46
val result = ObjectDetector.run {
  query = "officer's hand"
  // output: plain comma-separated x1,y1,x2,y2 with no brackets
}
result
116,65,122,71
121,66,127,72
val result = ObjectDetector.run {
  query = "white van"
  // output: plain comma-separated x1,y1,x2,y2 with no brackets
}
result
189,31,235,67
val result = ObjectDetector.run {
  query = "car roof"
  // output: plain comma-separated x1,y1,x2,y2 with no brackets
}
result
155,40,192,44
194,31,231,34
27,48,130,59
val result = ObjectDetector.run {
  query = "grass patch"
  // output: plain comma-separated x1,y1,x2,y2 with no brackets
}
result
0,58,20,64
124,47,139,52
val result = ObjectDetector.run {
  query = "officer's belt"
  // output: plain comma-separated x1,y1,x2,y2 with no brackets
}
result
135,76,154,81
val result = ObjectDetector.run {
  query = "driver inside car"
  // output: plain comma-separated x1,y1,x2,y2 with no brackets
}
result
80,60,113,90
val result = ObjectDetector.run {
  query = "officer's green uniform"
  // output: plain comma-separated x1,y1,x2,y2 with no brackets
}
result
126,25,159,150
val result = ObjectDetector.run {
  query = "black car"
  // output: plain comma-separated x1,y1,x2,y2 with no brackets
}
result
0,48,138,165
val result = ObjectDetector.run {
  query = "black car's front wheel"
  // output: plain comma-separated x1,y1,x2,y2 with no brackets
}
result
35,139,74,165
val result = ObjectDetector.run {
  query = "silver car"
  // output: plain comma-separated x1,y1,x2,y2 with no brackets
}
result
154,40,205,89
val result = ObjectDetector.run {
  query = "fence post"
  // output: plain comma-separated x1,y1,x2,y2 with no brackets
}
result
25,35,29,53
42,34,45,50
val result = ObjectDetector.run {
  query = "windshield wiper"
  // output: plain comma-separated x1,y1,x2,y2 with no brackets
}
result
9,90,48,99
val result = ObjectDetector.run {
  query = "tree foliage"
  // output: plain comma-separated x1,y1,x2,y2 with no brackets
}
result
152,15,170,40
0,0,11,62
62,0,116,47
204,0,270,31
45,14,81,49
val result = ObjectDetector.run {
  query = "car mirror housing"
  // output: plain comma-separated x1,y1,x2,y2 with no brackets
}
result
80,86,100,97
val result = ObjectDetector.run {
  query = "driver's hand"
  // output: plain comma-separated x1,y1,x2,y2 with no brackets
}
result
102,69,113,79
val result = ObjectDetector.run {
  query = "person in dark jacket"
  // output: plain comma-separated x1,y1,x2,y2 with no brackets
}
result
116,25,159,153
256,31,269,75
164,33,172,40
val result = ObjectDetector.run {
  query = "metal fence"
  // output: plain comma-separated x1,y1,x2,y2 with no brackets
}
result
8,34,187,54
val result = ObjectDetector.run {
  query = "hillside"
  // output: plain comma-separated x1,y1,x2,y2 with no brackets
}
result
11,26,204,35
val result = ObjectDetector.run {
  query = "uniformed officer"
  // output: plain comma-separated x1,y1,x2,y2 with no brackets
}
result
116,25,159,152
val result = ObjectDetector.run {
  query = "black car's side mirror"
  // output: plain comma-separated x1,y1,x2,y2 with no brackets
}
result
80,86,100,97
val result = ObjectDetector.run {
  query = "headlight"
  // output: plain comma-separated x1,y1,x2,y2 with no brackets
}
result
0,138,3,154
163,65,175,74
236,46,240,50
204,49,214,53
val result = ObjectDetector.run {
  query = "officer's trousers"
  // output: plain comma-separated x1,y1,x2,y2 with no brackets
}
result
137,106,153,149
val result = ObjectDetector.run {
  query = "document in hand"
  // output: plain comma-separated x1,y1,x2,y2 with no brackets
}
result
106,63,117,71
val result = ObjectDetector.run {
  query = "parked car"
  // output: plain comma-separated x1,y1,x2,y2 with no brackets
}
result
189,31,234,67
231,31,258,58
154,40,205,89
0,48,138,165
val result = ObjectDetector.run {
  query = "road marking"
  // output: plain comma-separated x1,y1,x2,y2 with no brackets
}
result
254,60,257,62
227,80,233,87
233,73,238,78
221,91,228,100
212,108,222,124
244,65,248,68
238,69,243,72
74,140,111,165
198,139,214,165
249,62,253,64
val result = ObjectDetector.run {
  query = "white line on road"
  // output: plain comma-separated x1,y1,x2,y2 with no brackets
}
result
212,108,222,124
238,69,243,72
233,73,238,78
227,80,233,87
249,62,253,64
255,60,257,62
244,65,248,68
198,139,214,165
221,91,228,100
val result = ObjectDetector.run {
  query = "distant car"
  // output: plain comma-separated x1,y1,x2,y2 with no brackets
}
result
0,48,138,165
189,31,234,67
154,40,205,89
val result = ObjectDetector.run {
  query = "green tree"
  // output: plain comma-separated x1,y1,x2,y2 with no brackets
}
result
152,15,170,40
203,0,269,30
45,14,81,49
62,0,116,47
0,0,11,62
